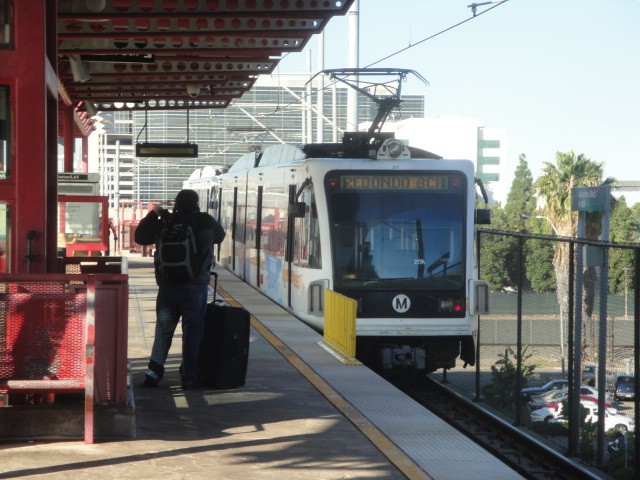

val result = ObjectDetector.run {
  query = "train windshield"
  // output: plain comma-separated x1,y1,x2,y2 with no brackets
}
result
325,171,466,291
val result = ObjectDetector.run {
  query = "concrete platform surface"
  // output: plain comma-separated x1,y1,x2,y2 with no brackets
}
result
0,257,406,480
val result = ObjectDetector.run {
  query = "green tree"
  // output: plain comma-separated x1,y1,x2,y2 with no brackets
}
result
504,154,537,231
524,231,556,292
478,205,514,290
631,203,640,239
534,151,615,357
500,155,538,289
609,196,639,294
482,345,538,410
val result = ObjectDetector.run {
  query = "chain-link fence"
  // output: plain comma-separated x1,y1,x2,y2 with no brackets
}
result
437,229,639,478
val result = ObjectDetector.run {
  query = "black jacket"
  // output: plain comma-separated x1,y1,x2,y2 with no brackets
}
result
135,207,226,285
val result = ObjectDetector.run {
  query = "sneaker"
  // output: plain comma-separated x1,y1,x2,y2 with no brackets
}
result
142,374,159,388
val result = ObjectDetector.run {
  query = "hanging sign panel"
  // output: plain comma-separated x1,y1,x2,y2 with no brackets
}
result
135,142,198,158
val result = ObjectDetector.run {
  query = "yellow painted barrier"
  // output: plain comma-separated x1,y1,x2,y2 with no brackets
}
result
323,289,359,363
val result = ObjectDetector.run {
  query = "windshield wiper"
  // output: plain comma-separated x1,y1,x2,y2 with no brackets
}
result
427,251,450,276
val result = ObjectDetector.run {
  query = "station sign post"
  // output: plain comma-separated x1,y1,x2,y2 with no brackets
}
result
570,185,611,463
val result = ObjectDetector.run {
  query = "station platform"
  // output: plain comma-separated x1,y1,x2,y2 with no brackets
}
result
0,257,523,480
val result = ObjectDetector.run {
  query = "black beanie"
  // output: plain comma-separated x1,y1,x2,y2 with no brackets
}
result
174,189,199,212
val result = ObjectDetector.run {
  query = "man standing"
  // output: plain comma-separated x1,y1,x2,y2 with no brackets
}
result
135,189,225,389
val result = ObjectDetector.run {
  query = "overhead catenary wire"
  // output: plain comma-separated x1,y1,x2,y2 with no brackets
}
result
262,0,511,117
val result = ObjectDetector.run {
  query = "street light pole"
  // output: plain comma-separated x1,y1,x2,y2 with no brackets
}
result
535,215,559,235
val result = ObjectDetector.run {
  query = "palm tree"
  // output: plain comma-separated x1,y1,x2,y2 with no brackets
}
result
534,151,615,359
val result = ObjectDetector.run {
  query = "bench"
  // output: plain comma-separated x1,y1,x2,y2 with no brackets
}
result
0,275,97,443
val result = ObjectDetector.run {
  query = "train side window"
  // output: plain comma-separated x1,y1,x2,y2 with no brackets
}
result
235,205,246,244
261,187,284,256
209,186,219,215
295,184,321,268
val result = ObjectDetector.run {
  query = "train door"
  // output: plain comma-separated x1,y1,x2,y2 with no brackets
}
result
288,179,323,318
218,181,245,276
234,182,248,280
245,176,261,287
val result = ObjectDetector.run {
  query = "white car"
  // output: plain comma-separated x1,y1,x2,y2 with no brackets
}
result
530,406,560,423
532,402,635,433
531,399,620,424
582,403,635,433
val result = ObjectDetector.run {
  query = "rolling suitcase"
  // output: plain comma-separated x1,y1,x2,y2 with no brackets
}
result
198,272,251,389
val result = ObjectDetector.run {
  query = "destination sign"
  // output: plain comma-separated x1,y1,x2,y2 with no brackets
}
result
340,174,450,191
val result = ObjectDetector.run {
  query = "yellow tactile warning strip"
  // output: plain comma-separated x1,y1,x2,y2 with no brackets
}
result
215,284,432,480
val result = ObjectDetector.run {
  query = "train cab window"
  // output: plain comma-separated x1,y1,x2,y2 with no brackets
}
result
327,171,466,290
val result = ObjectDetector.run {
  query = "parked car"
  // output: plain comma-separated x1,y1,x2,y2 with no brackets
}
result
528,389,568,410
527,383,611,410
546,396,616,415
614,375,635,401
579,384,613,403
533,402,635,433
520,379,569,401
530,396,616,421
530,406,558,423
582,403,635,433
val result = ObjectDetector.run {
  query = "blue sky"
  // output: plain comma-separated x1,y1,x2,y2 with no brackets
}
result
277,0,640,203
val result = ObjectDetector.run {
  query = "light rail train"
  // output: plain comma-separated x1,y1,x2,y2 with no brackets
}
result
185,133,491,372
184,69,491,372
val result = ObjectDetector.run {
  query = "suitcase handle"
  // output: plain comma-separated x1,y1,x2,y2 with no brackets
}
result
210,270,223,305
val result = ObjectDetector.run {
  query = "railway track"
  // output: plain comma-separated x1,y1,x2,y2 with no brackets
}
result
391,374,607,480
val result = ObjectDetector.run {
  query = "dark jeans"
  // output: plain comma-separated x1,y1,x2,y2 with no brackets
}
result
148,282,208,383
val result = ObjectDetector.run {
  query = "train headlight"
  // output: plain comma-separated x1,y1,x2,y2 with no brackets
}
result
377,139,410,160
386,139,404,158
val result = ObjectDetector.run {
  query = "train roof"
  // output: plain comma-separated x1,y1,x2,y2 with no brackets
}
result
301,142,441,161
187,165,227,180
226,133,442,174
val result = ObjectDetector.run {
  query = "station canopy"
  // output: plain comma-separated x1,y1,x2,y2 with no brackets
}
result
57,0,354,133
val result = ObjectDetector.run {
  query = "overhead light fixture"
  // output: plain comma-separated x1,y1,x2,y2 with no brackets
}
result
83,101,98,118
186,84,201,98
68,55,91,83
81,54,156,64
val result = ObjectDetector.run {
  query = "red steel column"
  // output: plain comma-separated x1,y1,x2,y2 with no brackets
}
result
63,105,74,173
10,1,58,273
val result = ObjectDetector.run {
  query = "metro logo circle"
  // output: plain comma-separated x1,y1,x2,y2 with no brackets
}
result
392,294,411,313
